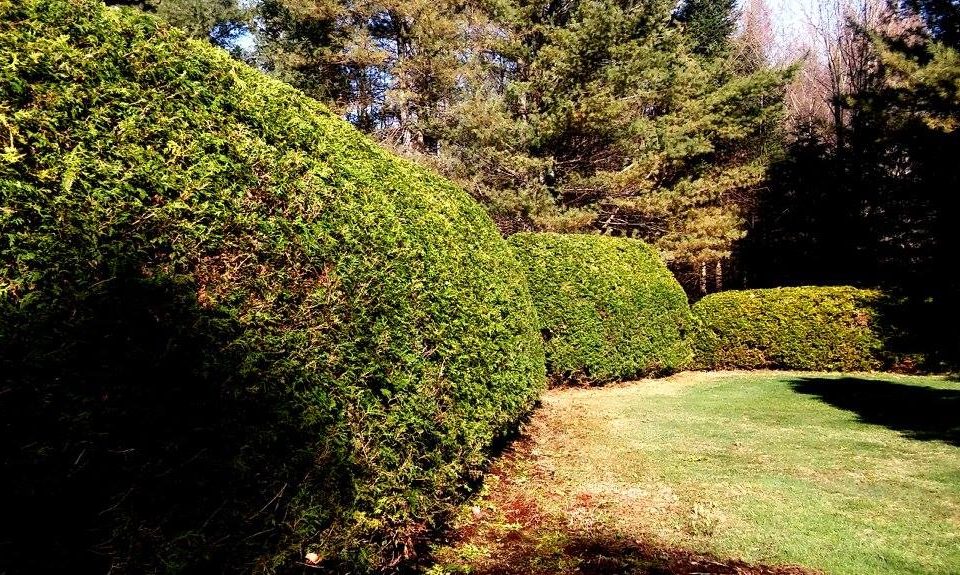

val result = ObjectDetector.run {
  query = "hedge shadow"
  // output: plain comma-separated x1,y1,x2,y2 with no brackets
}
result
0,271,351,573
788,377,960,446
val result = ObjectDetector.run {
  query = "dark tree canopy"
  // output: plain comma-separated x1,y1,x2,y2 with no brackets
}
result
738,1,960,368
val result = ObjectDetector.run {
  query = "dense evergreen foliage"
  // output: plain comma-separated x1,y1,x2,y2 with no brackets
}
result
691,287,887,371
104,0,248,48
509,233,692,384
0,0,955,572
902,0,960,47
673,0,739,58
243,0,789,291
0,1,545,572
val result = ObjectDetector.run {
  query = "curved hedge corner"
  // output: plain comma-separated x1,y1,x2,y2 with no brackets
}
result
508,232,692,384
0,1,545,572
690,286,886,371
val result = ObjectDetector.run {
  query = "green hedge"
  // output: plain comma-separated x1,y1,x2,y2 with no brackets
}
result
508,233,692,383
0,1,544,572
690,286,886,371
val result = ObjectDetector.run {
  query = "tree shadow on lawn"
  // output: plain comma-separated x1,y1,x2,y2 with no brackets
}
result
788,377,960,446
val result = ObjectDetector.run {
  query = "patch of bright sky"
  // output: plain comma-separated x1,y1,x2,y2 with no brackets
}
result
752,0,833,55
763,0,819,36
222,0,259,54
232,29,256,53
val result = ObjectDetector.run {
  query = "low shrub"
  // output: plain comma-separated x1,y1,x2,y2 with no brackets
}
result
0,1,544,572
690,286,886,371
508,232,692,383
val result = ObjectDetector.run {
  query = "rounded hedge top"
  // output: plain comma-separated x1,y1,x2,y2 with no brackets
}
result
690,286,885,371
508,232,692,383
0,0,544,571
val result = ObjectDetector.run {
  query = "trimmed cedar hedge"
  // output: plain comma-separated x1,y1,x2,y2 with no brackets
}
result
690,286,886,371
0,1,545,572
508,232,692,383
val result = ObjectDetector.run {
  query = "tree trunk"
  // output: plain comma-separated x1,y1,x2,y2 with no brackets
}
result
715,260,723,292
700,262,708,295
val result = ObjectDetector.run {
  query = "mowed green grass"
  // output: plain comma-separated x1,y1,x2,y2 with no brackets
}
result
456,372,960,574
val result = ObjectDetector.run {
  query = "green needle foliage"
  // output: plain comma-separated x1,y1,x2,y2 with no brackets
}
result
691,287,887,371
509,232,692,384
0,0,545,572
673,0,739,58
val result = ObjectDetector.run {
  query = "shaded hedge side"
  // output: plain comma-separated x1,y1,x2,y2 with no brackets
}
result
0,1,544,572
508,232,692,384
690,286,886,371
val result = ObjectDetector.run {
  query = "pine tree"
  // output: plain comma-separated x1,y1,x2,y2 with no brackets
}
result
488,0,788,290
255,0,356,111
674,0,739,58
871,23,960,363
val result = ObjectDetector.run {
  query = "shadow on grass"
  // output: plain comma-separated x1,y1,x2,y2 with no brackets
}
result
789,377,960,446
458,530,813,575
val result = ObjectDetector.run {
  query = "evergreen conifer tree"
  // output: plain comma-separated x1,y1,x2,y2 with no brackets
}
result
674,0,739,57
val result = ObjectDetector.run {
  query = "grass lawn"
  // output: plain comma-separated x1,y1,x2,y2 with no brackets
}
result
428,371,960,575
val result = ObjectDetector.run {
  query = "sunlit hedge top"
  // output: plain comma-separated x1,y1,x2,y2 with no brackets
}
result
691,286,886,371
0,0,544,571
508,232,692,384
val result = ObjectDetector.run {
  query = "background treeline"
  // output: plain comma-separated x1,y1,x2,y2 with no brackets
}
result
108,0,960,366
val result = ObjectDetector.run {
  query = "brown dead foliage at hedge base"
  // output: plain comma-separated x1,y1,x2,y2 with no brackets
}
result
430,438,820,575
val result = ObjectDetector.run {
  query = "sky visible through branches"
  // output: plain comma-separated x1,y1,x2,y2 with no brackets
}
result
224,0,824,60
